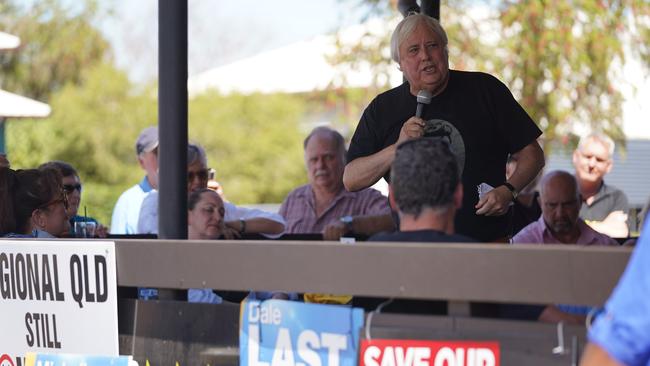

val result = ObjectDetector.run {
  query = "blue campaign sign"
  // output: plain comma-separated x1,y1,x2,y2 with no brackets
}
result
240,299,364,366
24,352,135,366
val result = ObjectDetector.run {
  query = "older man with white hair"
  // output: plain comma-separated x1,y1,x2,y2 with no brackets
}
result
344,13,545,242
573,133,630,238
280,126,391,236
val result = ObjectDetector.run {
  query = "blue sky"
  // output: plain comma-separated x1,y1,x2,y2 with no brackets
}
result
100,0,369,83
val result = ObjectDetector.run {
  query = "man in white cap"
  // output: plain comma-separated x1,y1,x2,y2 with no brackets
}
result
110,126,159,234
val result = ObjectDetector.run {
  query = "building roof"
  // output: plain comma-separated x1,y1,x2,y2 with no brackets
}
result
544,139,650,207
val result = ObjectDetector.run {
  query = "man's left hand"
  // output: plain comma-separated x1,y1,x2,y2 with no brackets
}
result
475,185,512,216
323,222,347,241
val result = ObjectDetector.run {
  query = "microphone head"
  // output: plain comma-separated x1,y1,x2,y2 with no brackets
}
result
416,90,433,104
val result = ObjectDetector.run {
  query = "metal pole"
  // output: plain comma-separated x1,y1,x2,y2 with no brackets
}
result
158,0,188,240
0,118,6,153
420,0,440,20
397,0,440,20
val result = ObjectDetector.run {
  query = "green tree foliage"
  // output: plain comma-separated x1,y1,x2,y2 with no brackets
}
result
189,92,307,204
496,0,650,151
3,0,308,227
0,0,109,101
6,63,158,224
7,63,307,225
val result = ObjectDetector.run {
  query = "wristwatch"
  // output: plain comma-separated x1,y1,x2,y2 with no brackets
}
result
502,182,518,201
340,216,354,234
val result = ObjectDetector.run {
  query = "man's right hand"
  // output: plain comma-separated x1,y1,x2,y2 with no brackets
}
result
397,117,425,145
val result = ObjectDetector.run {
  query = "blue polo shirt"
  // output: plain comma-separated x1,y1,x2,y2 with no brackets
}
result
589,219,650,365
109,176,154,234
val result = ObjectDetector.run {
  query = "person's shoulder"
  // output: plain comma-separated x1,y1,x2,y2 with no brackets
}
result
450,69,495,80
446,233,477,243
451,70,506,89
370,230,475,243
372,82,410,104
287,184,311,197
602,182,628,199
511,220,544,244
368,231,399,242
117,183,143,201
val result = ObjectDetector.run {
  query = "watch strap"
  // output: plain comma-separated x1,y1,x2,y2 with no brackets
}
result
503,182,518,200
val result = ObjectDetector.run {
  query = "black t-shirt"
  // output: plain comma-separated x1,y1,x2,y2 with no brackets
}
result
347,70,542,241
369,229,474,243
353,229,474,315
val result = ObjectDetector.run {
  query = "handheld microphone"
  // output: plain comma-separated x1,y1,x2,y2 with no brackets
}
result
415,90,432,118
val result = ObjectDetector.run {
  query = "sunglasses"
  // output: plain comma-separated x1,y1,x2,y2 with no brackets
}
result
38,190,69,211
63,183,82,193
188,169,209,182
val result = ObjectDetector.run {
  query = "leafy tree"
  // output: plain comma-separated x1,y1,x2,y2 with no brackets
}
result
0,0,110,101
6,63,157,224
496,0,650,151
189,92,307,204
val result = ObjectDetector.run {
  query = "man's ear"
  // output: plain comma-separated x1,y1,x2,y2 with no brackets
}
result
454,183,463,209
572,150,580,168
388,184,398,211
137,155,146,170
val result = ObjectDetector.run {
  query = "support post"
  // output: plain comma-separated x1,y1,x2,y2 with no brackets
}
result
158,0,188,240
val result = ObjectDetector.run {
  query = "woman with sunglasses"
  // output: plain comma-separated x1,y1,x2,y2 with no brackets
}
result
0,167,70,238
39,161,108,238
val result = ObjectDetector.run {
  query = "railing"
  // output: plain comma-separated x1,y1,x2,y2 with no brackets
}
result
114,239,631,306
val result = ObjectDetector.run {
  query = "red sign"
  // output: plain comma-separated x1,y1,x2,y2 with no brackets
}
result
360,339,500,366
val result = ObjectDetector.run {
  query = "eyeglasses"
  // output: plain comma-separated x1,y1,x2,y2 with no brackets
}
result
188,169,209,182
63,183,82,193
38,190,69,211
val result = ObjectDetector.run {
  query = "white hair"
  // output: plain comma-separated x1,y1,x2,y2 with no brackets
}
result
390,13,448,63
578,133,615,158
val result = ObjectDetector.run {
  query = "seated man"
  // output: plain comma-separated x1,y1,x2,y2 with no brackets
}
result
354,138,473,314
573,133,630,238
110,126,159,234
512,170,618,324
138,142,285,237
280,126,391,236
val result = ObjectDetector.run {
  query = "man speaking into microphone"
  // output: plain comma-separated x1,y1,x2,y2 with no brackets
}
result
344,13,544,242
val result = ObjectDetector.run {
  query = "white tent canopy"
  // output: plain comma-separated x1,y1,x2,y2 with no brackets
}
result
0,31,20,50
187,18,402,97
0,89,51,118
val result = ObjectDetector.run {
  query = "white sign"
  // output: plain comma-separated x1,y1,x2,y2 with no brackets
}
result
0,240,119,364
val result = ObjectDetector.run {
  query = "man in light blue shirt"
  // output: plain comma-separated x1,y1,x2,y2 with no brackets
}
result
581,219,650,365
110,126,159,234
